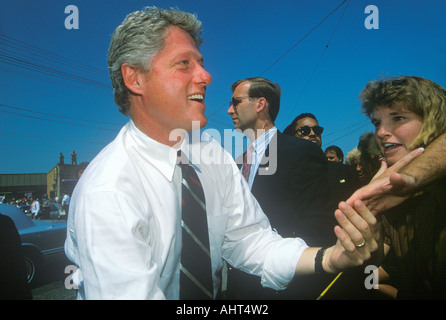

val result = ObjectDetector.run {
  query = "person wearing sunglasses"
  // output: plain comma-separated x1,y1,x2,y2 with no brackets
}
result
283,113,324,147
226,77,373,299
284,113,360,200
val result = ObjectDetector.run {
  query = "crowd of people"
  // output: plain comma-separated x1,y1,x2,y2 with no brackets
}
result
61,6,446,301
3,6,445,301
226,74,446,300
4,192,71,221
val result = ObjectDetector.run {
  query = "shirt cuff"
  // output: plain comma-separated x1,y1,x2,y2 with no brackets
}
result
260,237,308,290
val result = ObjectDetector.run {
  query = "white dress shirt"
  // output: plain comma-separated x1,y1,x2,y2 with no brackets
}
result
65,120,308,300
31,200,40,216
242,126,278,189
62,194,70,206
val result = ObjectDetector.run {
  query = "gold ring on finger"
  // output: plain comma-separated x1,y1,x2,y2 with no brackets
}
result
355,240,366,248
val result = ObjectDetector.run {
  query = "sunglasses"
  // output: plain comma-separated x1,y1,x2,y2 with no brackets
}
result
229,96,254,109
296,125,324,136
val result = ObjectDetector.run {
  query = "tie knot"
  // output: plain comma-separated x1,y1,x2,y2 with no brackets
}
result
177,150,190,166
246,144,254,163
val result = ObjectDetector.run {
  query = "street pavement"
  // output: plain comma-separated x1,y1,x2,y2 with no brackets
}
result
31,280,76,300
30,254,76,300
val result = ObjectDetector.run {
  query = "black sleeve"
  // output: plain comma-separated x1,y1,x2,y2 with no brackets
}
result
0,214,32,299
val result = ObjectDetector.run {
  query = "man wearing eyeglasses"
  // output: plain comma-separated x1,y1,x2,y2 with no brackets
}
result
226,77,345,299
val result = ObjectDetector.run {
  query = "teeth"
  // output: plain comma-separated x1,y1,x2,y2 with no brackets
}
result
187,94,204,101
384,143,400,151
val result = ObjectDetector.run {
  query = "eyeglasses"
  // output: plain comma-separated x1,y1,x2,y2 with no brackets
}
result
296,125,324,137
229,96,251,109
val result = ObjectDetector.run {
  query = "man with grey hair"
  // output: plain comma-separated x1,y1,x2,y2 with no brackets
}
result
65,6,378,300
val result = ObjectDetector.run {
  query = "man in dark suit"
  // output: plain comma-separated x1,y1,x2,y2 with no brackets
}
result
283,113,376,300
283,113,361,202
226,77,341,299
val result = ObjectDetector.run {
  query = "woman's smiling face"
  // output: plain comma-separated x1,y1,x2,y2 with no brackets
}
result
372,104,423,167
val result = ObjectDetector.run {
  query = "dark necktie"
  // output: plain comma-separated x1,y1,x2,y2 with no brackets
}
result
242,145,253,181
179,158,213,300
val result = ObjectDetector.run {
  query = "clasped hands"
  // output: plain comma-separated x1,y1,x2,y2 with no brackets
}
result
321,199,379,274
321,148,423,273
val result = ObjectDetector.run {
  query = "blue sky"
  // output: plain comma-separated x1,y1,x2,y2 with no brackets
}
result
1,0,445,174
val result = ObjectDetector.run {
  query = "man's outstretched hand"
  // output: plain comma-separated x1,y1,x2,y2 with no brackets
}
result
346,148,423,215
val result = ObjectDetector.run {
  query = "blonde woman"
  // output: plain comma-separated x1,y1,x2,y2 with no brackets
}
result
358,76,446,299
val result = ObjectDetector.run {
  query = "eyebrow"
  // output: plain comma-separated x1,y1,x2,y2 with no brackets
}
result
176,50,204,61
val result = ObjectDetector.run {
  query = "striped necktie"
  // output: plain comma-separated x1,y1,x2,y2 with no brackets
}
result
179,156,213,299
242,145,253,181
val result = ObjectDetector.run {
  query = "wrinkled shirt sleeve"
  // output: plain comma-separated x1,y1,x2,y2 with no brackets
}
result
66,190,166,299
218,149,308,291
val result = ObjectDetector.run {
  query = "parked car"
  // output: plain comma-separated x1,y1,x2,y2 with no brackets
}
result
18,204,31,215
0,203,67,286
50,202,66,220
32,201,67,220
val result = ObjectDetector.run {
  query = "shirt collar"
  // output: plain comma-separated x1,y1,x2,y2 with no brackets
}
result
127,120,182,182
251,126,277,155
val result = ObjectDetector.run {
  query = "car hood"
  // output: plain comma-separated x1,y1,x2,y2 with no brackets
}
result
19,220,67,235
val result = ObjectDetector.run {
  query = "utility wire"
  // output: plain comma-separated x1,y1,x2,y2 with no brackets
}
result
208,0,349,118
323,118,370,138
259,0,348,76
0,34,111,90
0,131,106,145
285,0,351,125
324,121,372,147
0,103,122,126
0,34,107,77
0,53,111,89
0,109,119,132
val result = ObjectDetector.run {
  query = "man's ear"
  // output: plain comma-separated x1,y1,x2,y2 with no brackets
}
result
256,97,267,113
121,64,144,95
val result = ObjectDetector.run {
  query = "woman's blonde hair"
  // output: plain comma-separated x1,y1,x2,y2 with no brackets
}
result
360,76,446,149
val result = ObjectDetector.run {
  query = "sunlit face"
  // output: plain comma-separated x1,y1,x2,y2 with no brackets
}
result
137,26,212,136
295,117,322,147
372,105,423,167
227,81,258,132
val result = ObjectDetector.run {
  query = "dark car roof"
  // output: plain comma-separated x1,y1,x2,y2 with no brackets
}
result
0,203,35,230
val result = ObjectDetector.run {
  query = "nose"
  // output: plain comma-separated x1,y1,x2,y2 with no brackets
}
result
195,64,212,86
227,103,235,115
375,123,390,140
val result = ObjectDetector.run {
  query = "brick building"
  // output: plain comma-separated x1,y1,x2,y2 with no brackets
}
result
0,163,84,203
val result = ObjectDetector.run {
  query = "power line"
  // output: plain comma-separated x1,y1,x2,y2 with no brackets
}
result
208,0,349,118
0,34,112,90
0,103,122,126
0,108,120,132
0,53,111,90
285,0,351,124
0,131,106,145
323,119,371,138
259,0,348,76
324,121,372,146
0,34,108,77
